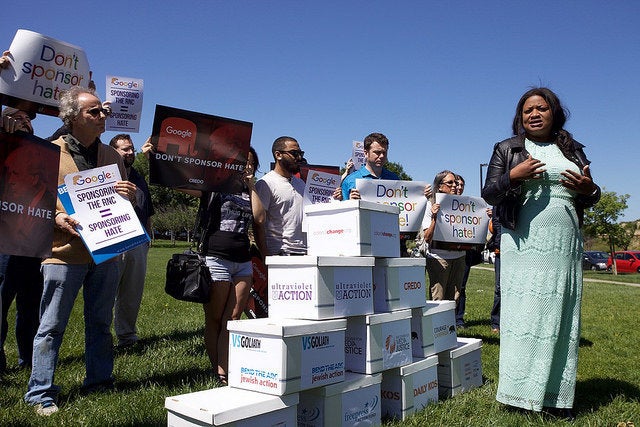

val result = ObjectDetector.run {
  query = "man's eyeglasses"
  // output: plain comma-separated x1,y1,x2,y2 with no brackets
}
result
441,180,457,187
9,114,31,122
86,107,111,118
280,149,305,158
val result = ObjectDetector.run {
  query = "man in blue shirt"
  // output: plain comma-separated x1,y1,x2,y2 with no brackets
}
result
341,133,400,200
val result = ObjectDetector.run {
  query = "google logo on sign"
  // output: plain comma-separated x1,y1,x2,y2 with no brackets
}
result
72,171,113,185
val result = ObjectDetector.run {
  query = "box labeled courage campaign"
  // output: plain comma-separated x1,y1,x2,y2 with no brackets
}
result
266,256,375,320
227,318,346,396
305,200,400,258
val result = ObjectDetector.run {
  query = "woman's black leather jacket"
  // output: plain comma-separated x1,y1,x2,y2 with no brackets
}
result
481,134,600,230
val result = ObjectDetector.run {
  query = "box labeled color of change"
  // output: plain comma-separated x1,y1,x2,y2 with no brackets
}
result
165,386,298,427
380,355,438,420
345,310,412,374
305,200,400,258
437,337,483,398
266,256,374,319
411,300,457,358
227,318,346,395
373,257,427,313
298,372,382,427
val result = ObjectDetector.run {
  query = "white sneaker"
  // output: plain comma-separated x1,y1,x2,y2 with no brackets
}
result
35,402,59,416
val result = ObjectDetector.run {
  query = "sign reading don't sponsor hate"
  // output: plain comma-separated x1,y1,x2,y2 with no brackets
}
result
0,29,90,116
149,105,252,193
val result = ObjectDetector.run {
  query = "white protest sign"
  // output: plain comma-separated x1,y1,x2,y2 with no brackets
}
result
63,164,147,254
351,140,365,170
433,193,489,245
356,179,428,232
303,169,341,207
0,29,90,114
105,75,144,132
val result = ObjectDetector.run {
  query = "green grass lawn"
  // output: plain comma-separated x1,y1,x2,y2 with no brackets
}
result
0,243,638,426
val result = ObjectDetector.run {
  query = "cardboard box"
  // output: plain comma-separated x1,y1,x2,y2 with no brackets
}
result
305,200,400,258
227,318,346,395
437,337,483,398
373,257,427,313
380,355,439,420
298,372,382,427
411,301,457,358
165,386,298,426
266,256,374,319
345,310,412,374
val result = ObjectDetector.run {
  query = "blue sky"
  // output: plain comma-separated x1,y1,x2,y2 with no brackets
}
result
3,0,639,220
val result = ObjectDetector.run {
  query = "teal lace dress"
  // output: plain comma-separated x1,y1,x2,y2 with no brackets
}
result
496,139,583,411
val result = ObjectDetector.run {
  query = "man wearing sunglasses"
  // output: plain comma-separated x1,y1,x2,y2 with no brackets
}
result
255,136,307,256
25,87,137,416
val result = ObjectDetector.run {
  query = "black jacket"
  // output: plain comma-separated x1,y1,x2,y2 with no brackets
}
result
481,134,600,230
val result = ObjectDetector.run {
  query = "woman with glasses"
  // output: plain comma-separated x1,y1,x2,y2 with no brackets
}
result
420,170,466,301
482,87,600,419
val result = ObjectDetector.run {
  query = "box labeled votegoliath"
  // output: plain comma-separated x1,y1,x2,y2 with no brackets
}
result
411,300,457,358
165,386,298,427
227,318,346,396
380,355,438,421
373,257,427,313
305,200,400,258
345,310,412,374
298,372,382,427
437,337,483,398
266,256,374,320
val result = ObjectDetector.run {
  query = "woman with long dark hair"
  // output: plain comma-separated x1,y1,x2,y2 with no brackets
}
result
482,87,600,419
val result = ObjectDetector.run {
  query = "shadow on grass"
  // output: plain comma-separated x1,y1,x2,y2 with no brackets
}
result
576,377,640,411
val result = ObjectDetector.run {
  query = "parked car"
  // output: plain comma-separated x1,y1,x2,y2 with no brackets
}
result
607,251,640,273
582,251,609,271
481,249,495,265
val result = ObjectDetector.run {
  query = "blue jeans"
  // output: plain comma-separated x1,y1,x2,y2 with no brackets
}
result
25,261,119,406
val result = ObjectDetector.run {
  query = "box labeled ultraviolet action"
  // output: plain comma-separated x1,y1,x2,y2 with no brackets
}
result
165,386,298,427
345,310,412,374
373,257,426,313
227,318,346,395
437,337,483,398
305,200,400,258
266,256,374,320
411,300,457,358
380,355,438,421
298,372,382,427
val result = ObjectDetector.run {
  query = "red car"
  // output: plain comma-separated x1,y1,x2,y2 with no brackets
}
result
607,251,640,273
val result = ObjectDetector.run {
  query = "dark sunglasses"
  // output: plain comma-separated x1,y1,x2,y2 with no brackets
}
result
86,107,111,117
280,149,305,158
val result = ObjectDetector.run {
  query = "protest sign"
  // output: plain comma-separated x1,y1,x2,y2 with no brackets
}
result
351,140,365,170
432,193,489,250
0,29,90,116
149,105,252,193
105,75,143,133
302,169,341,206
0,131,59,258
58,164,149,264
356,179,428,232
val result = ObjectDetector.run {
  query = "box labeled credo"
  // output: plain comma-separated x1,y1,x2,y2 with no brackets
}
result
266,256,374,319
227,318,346,396
373,257,426,313
380,355,438,421
298,372,382,427
345,310,412,374
305,200,400,258
165,386,298,427
437,337,483,398
411,300,457,358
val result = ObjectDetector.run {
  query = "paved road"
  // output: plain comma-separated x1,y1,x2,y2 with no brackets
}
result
473,265,640,288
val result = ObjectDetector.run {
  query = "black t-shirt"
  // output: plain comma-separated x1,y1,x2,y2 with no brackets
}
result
201,191,252,262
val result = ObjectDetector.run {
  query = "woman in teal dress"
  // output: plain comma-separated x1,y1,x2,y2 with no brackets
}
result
482,87,600,419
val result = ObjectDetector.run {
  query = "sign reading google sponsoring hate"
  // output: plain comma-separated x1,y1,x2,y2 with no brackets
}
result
0,29,90,116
